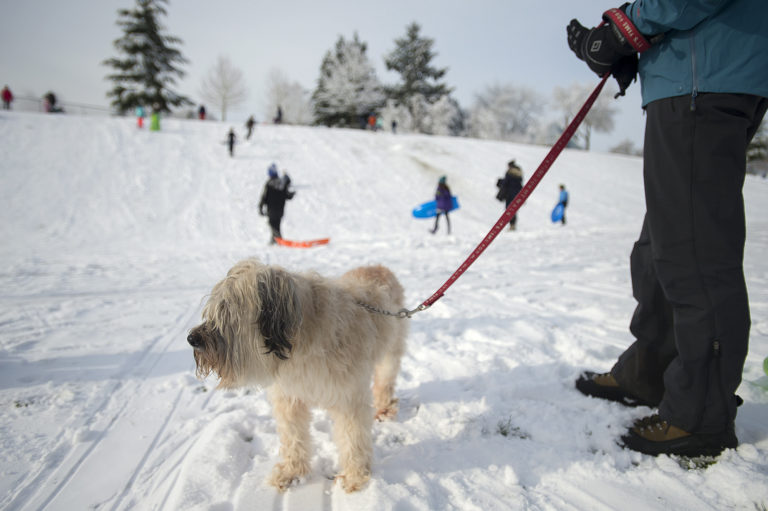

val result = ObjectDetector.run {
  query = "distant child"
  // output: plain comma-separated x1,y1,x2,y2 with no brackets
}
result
496,160,524,230
1,85,13,110
431,176,453,235
150,104,161,131
557,184,569,225
245,115,256,139
135,105,145,128
259,163,295,243
198,105,206,120
227,128,236,157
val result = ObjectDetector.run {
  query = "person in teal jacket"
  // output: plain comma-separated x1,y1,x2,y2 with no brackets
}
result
567,1,768,458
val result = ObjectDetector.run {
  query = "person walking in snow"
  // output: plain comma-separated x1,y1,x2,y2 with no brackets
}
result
1,85,13,110
135,105,145,128
43,92,62,113
556,184,568,225
568,0,768,458
245,115,256,140
496,160,523,230
259,163,295,243
431,176,453,235
198,105,206,120
226,128,236,157
149,104,161,131
273,105,283,124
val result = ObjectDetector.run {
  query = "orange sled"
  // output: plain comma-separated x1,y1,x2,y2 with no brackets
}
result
275,237,330,248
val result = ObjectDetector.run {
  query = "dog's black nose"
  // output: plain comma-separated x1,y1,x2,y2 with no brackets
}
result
187,331,203,348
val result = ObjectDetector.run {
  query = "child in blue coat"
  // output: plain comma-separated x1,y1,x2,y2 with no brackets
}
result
557,184,568,225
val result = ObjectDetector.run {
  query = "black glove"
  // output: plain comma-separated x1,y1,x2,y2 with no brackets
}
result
567,6,652,97
611,55,638,98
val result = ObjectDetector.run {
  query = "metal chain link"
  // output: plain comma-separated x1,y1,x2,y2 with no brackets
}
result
356,301,429,319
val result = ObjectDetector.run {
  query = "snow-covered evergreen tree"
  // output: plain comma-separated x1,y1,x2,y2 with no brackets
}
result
312,33,384,128
384,22,453,134
103,0,191,114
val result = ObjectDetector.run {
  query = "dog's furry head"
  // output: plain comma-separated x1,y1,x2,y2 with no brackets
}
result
188,259,302,388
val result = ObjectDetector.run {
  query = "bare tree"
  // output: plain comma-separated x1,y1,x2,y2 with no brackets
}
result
553,82,617,150
199,55,248,122
265,68,313,125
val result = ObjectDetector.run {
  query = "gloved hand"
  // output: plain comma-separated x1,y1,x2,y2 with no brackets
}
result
611,55,638,98
567,6,652,97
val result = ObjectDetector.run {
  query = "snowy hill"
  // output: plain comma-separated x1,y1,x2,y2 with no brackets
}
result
1,111,767,510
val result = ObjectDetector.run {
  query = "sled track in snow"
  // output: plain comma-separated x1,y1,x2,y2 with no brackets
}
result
3,302,200,511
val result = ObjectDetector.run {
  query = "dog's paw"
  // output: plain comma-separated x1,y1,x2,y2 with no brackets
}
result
335,468,371,493
375,398,399,421
268,461,310,492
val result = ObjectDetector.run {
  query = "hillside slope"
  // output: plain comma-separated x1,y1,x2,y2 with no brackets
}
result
1,111,767,511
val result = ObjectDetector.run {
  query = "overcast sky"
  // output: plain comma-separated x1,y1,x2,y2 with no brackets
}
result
0,0,646,152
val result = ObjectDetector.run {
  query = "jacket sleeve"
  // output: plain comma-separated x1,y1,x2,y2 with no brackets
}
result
259,185,267,209
626,0,732,35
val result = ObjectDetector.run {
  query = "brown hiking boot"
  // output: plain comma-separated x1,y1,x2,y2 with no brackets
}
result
575,371,655,407
621,414,738,457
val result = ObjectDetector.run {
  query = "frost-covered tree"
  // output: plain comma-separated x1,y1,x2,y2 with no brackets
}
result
378,99,413,133
103,0,191,114
553,83,617,150
378,95,464,136
384,22,452,133
312,33,384,128
610,139,643,156
265,69,313,125
468,84,545,142
199,55,248,122
414,95,464,136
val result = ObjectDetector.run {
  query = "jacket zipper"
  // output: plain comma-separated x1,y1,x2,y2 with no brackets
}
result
690,34,698,111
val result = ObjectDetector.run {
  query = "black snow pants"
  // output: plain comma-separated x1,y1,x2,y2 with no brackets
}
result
267,208,285,241
611,93,768,434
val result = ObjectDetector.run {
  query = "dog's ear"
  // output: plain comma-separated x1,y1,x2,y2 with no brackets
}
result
257,268,301,360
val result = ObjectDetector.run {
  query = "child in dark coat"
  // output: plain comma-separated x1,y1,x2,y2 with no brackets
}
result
227,128,236,157
431,176,453,234
259,163,295,243
496,160,524,230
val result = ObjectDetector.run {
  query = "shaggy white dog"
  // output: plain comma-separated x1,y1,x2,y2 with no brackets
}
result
187,258,408,492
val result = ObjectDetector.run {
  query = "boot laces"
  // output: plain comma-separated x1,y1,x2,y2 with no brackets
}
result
634,414,669,434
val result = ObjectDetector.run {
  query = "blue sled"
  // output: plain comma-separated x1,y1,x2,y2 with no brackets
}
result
412,196,460,219
551,203,565,222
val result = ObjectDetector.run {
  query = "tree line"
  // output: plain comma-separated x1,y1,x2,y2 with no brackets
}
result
103,0,766,156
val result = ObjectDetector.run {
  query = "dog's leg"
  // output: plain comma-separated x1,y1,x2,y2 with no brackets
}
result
373,330,406,421
329,400,373,493
268,388,312,491
373,360,400,421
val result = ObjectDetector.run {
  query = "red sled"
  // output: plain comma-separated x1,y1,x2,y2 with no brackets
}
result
275,237,330,248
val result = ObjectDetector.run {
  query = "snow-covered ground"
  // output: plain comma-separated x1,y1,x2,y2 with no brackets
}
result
1,110,767,511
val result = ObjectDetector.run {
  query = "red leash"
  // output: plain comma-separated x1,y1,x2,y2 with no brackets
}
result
401,74,610,317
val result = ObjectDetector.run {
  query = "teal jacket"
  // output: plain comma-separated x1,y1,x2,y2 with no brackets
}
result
626,0,768,106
